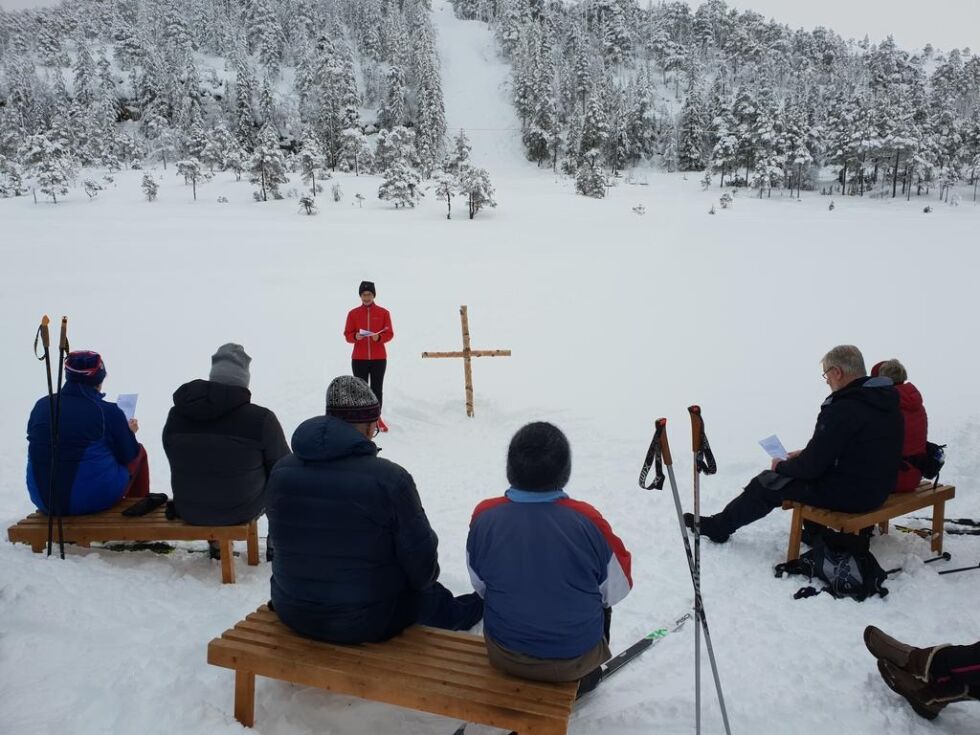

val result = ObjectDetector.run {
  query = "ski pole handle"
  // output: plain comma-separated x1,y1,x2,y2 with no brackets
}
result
657,418,673,466
688,405,704,453
58,316,68,351
40,315,51,350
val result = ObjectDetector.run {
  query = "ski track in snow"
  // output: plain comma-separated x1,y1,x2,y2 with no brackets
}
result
2,7,980,735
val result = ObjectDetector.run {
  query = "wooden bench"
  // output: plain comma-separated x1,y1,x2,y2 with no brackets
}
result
207,605,578,734
7,497,259,583
782,482,956,562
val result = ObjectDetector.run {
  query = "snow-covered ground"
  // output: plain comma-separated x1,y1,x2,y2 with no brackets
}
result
3,5,980,734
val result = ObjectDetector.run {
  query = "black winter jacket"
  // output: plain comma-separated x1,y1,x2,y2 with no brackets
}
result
267,415,440,643
775,376,903,511
162,380,289,525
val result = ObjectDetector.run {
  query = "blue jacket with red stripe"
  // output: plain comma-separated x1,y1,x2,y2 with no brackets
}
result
466,488,632,660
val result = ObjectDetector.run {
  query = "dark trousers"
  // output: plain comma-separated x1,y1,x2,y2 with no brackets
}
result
933,642,980,694
712,470,823,537
352,359,387,410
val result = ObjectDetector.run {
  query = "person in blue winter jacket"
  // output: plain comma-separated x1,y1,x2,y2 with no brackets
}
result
467,422,633,695
27,350,149,516
266,375,482,644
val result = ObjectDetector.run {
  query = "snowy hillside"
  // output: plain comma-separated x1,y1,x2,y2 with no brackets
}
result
2,3,980,735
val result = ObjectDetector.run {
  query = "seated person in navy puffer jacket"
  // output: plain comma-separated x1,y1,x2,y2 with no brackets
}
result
467,422,633,696
27,350,149,516
266,375,482,644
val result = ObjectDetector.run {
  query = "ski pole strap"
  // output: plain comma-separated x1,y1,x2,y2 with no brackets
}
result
638,418,669,490
34,315,50,360
688,405,717,476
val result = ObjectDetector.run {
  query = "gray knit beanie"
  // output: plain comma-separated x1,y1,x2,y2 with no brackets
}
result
209,343,251,389
326,376,381,423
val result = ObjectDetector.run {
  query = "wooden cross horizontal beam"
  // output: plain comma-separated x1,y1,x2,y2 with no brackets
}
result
421,305,511,417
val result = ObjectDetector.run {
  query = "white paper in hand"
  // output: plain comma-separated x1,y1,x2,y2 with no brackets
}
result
357,328,375,337
117,394,139,421
759,434,789,460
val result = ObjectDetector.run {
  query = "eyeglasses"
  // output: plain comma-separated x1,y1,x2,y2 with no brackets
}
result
821,366,838,381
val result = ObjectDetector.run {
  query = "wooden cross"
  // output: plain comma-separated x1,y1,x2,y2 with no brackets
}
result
422,305,511,417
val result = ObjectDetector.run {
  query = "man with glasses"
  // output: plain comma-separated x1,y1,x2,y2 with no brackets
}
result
687,345,903,542
266,375,482,643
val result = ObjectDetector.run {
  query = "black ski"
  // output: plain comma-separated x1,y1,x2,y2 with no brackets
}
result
911,516,980,528
451,614,691,735
895,524,980,537
602,612,693,680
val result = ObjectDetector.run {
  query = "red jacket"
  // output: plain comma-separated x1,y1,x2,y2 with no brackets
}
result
896,382,927,492
344,304,394,360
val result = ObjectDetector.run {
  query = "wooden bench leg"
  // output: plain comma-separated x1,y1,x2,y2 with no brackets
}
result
234,670,255,727
787,506,803,562
30,540,45,553
220,540,235,584
247,520,259,567
932,501,946,554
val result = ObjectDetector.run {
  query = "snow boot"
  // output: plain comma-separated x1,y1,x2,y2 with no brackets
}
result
877,659,971,720
864,626,949,682
684,512,730,543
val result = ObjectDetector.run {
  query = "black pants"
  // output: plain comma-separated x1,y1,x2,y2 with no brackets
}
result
711,471,823,537
352,359,387,410
932,642,980,694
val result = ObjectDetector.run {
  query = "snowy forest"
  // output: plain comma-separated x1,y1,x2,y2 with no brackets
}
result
0,0,496,215
454,0,980,200
1,0,979,204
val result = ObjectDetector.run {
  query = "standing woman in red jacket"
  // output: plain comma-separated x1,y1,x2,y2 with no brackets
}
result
872,359,927,492
344,281,394,431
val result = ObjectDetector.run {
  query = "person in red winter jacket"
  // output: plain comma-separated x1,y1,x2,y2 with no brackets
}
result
872,359,927,492
344,281,394,430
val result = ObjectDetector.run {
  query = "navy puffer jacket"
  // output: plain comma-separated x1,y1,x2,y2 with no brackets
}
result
267,416,440,643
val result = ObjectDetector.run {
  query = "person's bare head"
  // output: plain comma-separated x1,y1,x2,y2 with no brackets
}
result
821,345,866,392
873,359,908,385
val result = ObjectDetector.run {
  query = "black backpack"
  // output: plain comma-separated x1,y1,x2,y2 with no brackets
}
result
907,442,947,486
774,530,889,601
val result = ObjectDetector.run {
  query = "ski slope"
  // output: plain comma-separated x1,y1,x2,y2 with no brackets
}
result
2,6,980,735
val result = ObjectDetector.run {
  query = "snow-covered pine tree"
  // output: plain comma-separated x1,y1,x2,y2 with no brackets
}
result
177,158,203,200
142,173,159,201
378,159,421,208
297,130,326,196
432,170,458,219
22,130,76,204
375,126,418,173
575,150,607,198
339,128,372,175
235,58,256,150
459,165,496,219
378,65,407,131
443,129,472,175
248,124,288,201
0,155,25,198
678,79,708,171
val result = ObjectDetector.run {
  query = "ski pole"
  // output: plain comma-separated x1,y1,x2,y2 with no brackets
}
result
640,418,732,735
35,316,58,555
49,316,69,559
687,404,731,734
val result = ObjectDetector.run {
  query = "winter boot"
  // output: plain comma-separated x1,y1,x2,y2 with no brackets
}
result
864,626,949,682
208,540,221,560
877,659,972,720
684,513,730,543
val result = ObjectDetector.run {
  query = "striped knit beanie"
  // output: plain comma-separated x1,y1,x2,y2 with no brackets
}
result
326,376,381,423
65,350,106,386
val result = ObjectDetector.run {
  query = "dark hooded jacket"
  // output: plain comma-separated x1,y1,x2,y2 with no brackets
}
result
267,415,440,644
775,376,903,511
162,379,289,525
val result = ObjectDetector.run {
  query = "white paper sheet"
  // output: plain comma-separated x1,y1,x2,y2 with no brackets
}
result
116,393,138,421
759,434,788,460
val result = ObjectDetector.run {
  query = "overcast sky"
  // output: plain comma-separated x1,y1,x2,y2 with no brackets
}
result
0,0,977,55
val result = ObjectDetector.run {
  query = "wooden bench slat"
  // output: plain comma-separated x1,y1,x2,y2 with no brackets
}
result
208,637,574,726
782,483,956,562
8,498,260,583
224,625,572,705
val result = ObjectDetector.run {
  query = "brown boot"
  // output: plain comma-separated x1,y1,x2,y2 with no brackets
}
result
864,626,948,682
877,660,971,720
864,626,916,669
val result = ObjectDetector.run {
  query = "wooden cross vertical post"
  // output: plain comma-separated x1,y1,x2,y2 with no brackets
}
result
422,305,511,417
